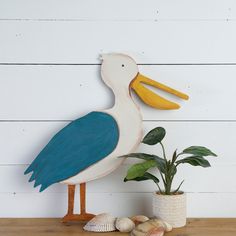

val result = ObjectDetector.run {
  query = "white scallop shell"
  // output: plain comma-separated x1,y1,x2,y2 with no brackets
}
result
115,217,135,232
83,213,116,232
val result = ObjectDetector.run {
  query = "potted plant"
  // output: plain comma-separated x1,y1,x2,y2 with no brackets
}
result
120,127,217,228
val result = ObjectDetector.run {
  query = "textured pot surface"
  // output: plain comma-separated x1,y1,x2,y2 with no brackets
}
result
152,192,186,228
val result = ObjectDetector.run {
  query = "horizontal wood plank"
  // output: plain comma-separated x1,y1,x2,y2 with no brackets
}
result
1,65,236,120
0,218,122,236
1,162,234,194
1,0,236,21
0,192,235,217
1,218,236,236
0,21,236,63
2,218,236,236
0,121,228,165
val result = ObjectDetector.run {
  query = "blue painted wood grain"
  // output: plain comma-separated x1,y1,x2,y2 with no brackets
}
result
24,112,119,192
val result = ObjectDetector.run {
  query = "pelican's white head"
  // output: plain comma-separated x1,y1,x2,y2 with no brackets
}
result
101,53,138,90
100,53,189,110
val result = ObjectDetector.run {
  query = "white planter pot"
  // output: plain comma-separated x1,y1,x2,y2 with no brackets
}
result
152,192,186,228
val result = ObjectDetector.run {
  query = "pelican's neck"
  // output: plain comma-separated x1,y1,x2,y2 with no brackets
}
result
106,85,142,118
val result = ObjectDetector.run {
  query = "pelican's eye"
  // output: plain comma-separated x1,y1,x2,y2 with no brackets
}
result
122,64,125,67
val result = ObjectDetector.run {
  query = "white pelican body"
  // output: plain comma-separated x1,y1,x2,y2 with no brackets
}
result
62,55,143,184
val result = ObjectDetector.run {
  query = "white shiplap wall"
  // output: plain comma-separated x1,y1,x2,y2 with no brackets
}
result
0,0,236,218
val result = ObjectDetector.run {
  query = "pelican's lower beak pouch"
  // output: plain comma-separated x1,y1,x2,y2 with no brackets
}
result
130,73,189,110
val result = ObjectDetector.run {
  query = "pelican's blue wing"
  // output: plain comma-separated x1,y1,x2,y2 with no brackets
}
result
24,112,119,192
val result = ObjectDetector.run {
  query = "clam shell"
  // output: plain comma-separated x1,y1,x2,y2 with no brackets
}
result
131,215,149,225
115,217,135,232
131,219,172,236
83,213,116,232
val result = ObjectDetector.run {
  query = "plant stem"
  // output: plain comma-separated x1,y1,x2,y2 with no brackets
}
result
160,142,170,193
165,174,172,194
156,183,163,194
160,142,167,161
172,180,184,194
160,172,166,186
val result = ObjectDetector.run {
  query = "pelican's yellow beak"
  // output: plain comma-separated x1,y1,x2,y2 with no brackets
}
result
130,73,189,110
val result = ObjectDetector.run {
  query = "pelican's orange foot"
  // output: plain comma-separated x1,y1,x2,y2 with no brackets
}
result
62,213,95,223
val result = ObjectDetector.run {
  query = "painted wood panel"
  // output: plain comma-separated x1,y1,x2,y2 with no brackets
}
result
0,21,236,63
0,0,235,219
0,192,235,217
0,121,231,165
1,0,236,21
1,65,236,120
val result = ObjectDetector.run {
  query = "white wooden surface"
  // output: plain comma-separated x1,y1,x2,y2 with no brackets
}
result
1,65,236,120
0,0,235,218
1,21,236,64
1,0,236,20
2,192,236,218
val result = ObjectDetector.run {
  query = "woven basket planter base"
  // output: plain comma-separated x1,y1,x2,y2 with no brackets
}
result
152,192,186,228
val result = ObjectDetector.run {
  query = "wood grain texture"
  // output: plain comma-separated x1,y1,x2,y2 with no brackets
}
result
0,21,236,63
1,0,236,20
0,218,236,236
1,65,236,120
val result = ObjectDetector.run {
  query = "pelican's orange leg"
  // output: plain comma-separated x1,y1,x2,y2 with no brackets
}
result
62,183,95,223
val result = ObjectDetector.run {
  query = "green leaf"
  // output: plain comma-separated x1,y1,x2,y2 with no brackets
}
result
125,160,157,180
169,163,177,176
142,127,166,145
183,146,217,157
124,172,159,184
119,153,161,161
176,155,211,167
171,149,178,164
119,153,166,173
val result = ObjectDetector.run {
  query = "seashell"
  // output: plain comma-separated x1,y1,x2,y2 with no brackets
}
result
131,219,172,236
83,213,116,232
115,217,135,232
131,215,149,225
161,221,172,232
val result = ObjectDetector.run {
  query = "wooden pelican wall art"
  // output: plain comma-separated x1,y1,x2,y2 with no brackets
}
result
25,53,189,222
